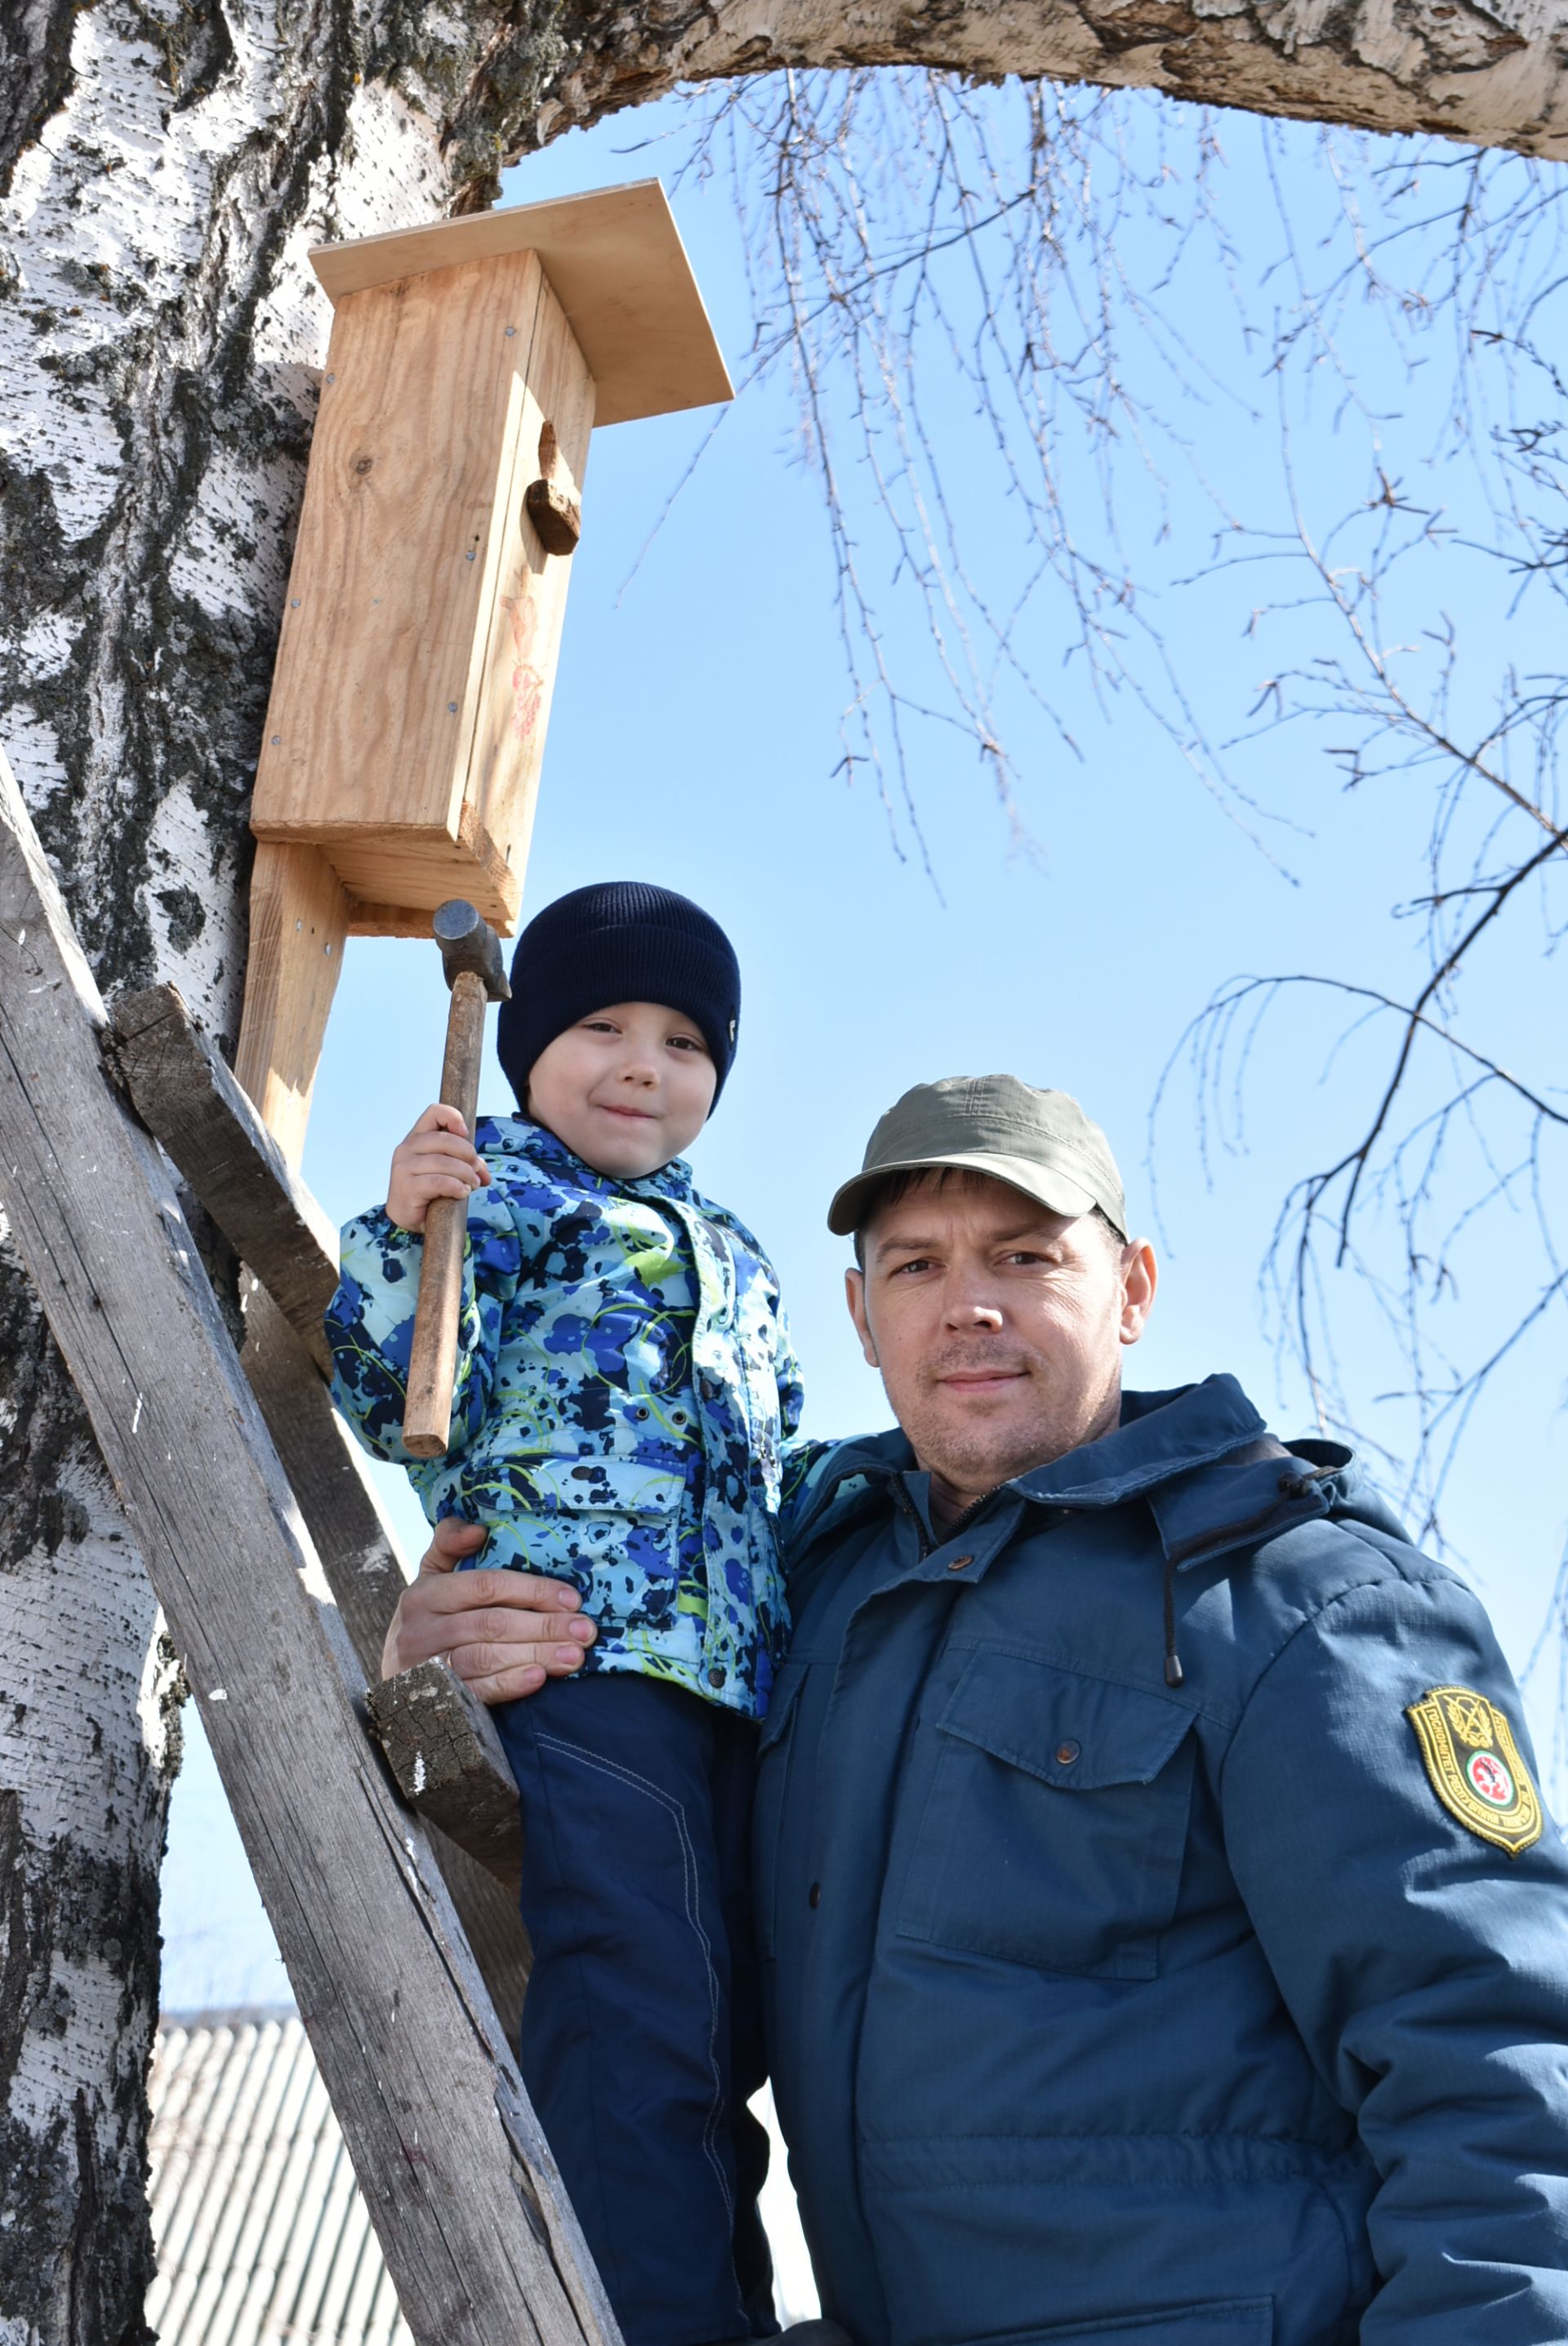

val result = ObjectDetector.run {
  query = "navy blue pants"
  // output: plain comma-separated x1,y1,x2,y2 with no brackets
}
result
492,1672,777,2346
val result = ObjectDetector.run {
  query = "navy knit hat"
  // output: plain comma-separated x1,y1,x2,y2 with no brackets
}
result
496,881,742,1113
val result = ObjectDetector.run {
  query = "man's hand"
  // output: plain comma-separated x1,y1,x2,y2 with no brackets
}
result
381,1516,597,1701
385,1103,492,1233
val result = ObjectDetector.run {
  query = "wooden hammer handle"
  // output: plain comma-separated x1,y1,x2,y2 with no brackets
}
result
402,968,490,1458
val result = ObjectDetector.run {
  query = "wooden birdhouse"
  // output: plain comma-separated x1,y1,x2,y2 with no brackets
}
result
237,180,732,1163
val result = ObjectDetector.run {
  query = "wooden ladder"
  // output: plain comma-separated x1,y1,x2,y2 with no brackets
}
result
0,747,616,2346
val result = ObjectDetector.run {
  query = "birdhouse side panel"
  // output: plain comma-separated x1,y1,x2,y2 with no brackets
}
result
250,248,548,864
466,272,596,924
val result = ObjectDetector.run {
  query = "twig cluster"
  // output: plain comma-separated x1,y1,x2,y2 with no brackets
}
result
645,78,1568,1685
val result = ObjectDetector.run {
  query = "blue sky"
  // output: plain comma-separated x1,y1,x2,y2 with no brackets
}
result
161,88,1566,2011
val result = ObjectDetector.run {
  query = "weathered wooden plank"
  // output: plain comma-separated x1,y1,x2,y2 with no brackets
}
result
425,1826,532,2049
236,1285,408,1674
93,988,534,2027
238,1287,532,2037
367,1663,523,1894
109,982,341,1371
0,747,613,2346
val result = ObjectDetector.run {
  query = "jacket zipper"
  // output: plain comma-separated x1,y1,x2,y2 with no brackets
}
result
890,1474,998,1560
890,1475,933,1559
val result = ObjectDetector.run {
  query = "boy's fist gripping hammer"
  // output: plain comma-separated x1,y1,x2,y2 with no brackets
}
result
400,900,511,1458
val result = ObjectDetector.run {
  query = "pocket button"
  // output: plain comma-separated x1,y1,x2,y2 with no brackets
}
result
1054,1739,1081,1767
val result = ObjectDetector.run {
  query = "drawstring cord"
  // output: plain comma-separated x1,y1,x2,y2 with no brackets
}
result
1162,1555,1184,1688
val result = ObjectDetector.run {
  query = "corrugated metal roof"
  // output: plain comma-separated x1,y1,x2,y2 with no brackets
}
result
149,2011,819,2340
147,2012,412,2346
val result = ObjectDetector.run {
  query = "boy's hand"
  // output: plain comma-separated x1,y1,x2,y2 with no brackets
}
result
385,1103,492,1232
380,1516,598,1701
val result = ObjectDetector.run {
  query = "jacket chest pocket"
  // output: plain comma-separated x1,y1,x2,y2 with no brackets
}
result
895,1652,1196,1980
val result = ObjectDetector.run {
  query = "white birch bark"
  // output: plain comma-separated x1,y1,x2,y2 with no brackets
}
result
0,1322,183,2346
1,0,1563,2331
2,8,473,2334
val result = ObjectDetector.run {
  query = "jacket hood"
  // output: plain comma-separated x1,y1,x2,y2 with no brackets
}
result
794,1374,1410,1572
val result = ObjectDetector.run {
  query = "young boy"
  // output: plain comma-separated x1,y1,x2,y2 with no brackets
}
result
326,881,800,2346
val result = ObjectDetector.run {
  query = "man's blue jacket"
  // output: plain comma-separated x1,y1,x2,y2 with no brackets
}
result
760,1376,1568,2345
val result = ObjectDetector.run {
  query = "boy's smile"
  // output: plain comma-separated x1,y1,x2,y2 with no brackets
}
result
528,1000,719,1178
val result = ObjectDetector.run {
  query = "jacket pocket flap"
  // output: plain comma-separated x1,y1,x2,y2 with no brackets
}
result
982,2298,1272,2344
511,1454,685,1517
938,1652,1195,1790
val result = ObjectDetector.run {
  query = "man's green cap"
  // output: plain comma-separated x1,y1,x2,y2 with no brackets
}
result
826,1074,1128,1240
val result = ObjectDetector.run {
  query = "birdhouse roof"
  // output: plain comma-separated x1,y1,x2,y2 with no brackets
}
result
309,178,733,428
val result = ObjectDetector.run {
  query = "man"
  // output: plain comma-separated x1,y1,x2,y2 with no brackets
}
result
386,1077,1568,2343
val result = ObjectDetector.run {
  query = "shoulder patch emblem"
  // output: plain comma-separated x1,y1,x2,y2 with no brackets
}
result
1406,1686,1544,1857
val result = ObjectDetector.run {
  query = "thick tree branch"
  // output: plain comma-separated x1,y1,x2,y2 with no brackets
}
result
458,0,1568,164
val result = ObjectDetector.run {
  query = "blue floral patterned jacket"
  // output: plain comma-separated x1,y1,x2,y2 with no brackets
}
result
325,1117,803,1717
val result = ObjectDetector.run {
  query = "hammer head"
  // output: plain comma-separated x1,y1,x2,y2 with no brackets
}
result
432,899,511,1001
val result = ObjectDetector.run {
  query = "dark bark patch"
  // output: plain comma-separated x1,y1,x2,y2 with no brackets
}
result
0,1778,163,2344
0,0,89,202
157,885,207,953
0,1245,87,1572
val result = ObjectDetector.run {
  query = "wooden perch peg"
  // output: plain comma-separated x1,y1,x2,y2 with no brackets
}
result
403,901,511,1457
524,419,582,557
367,1661,523,1893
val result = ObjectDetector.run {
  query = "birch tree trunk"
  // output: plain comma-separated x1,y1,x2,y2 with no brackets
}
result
0,0,1562,2331
0,1296,184,2346
2,11,455,2335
